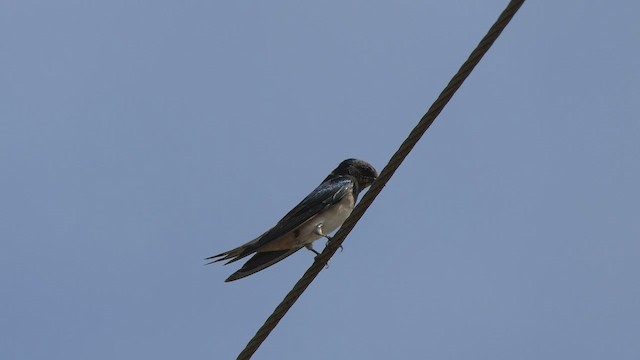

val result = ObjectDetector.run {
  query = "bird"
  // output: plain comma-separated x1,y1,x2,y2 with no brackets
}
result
207,158,378,282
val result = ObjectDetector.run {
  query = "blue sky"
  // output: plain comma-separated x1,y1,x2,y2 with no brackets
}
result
2,1,639,359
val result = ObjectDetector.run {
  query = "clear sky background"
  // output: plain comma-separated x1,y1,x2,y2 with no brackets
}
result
2,1,639,359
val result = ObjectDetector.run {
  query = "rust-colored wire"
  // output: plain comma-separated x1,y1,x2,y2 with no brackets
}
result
236,1,526,358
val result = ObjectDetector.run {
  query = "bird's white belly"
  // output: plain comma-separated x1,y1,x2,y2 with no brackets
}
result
295,194,354,246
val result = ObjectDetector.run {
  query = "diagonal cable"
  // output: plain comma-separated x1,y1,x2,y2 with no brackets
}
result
236,1,526,358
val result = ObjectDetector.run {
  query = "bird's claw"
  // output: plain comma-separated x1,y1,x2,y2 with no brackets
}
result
312,254,330,268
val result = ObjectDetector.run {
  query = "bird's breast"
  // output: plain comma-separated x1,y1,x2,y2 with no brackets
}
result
295,191,355,246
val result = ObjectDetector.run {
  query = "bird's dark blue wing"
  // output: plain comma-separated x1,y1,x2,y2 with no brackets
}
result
206,175,354,265
250,175,354,250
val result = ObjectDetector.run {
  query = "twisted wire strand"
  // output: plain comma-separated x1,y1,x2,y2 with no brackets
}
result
237,1,525,358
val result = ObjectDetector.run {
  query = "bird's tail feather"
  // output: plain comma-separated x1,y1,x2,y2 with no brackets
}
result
205,248,246,265
224,248,302,282
205,233,267,265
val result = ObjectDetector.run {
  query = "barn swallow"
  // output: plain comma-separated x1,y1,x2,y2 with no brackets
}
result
207,158,377,282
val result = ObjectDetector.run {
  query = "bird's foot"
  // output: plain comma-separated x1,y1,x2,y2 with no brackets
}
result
305,244,321,256
325,237,343,252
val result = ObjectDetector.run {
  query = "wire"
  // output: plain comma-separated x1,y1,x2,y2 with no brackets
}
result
236,1,526,358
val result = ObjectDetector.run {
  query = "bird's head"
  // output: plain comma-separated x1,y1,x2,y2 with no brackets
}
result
331,158,378,189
